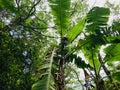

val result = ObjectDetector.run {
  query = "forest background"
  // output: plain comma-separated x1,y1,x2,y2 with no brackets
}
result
0,0,120,90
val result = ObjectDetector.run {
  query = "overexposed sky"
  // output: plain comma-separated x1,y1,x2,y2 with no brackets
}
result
88,0,120,7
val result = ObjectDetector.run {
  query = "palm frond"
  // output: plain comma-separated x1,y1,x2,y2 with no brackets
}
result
48,0,70,36
102,21,120,43
66,54,92,69
86,7,110,33
32,48,55,90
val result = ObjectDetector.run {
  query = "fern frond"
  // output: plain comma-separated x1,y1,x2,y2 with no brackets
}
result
32,48,55,90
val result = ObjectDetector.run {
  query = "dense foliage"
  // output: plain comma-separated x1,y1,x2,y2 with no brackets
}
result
0,0,120,90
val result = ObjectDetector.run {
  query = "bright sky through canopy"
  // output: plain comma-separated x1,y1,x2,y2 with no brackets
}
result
88,0,120,7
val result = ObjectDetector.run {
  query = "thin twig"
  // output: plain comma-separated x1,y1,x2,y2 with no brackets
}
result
15,0,21,11
24,0,41,20
20,24,59,38
67,65,85,90
70,1,78,17
20,24,55,30
34,14,47,24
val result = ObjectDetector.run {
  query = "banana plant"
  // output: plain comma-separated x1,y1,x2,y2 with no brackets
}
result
32,0,120,90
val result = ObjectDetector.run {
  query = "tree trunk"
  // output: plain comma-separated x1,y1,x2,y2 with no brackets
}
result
56,59,65,90
96,79,106,90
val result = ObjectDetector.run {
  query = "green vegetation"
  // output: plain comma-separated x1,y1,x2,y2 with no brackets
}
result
0,0,120,90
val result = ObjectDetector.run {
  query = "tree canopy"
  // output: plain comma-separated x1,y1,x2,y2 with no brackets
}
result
0,0,120,90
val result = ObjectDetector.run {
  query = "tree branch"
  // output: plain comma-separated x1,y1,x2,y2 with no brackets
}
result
20,24,59,38
24,0,41,20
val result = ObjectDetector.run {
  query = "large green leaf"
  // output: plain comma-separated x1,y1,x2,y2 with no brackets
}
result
32,48,55,90
65,7,110,72
78,35,101,73
104,43,120,63
82,45,100,72
66,7,110,43
67,54,92,69
48,0,70,36
86,7,110,33
66,17,86,43
76,7,110,73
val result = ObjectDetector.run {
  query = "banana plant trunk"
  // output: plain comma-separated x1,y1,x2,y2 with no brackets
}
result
56,58,65,90
96,78,106,90
56,39,66,90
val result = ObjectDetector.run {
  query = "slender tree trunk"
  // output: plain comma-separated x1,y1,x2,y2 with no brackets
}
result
56,59,66,90
57,58,65,90
56,37,67,90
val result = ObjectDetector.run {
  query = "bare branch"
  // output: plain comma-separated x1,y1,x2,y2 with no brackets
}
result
20,24,59,38
24,0,41,20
